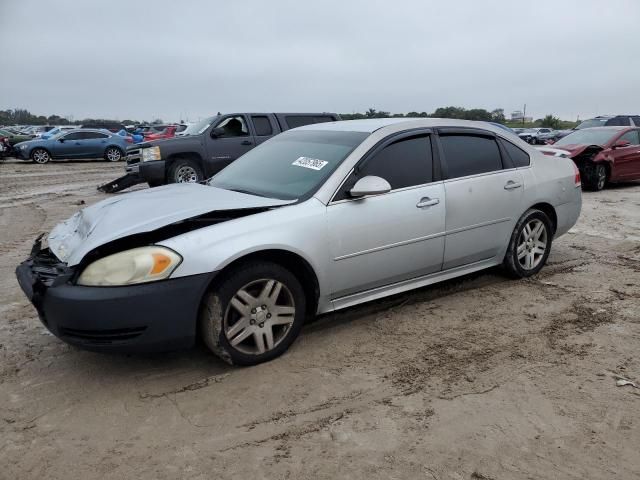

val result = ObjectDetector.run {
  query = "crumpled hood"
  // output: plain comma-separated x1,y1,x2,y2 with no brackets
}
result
553,143,601,158
48,183,293,266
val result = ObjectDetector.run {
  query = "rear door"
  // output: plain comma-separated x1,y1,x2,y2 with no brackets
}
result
80,131,109,158
249,114,280,146
203,114,256,175
610,129,640,180
327,131,446,299
437,129,525,270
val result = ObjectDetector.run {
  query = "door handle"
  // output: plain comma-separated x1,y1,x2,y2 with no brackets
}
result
241,140,253,145
416,197,440,208
504,181,522,190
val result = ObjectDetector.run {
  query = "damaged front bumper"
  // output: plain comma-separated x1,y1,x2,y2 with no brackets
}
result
15,236,216,353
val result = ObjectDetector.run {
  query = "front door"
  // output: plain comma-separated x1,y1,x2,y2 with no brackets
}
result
203,115,256,176
438,132,524,270
610,129,640,181
52,132,87,158
327,133,446,299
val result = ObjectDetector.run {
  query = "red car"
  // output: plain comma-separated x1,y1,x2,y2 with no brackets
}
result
540,126,640,191
143,125,178,141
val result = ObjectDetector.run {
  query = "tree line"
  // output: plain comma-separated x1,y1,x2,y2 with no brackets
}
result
1,107,571,130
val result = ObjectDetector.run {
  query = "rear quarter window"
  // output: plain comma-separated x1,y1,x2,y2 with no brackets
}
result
499,138,531,167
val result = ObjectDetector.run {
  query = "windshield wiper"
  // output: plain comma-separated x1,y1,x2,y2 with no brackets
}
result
226,188,266,197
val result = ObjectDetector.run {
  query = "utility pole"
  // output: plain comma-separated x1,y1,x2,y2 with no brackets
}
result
522,104,526,126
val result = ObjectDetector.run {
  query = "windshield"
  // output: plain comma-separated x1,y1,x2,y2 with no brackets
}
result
575,118,608,130
181,116,217,136
209,130,370,200
554,128,619,147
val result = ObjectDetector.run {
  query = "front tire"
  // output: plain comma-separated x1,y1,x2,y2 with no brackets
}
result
200,262,306,366
104,147,123,162
583,163,607,191
31,148,51,164
503,209,553,278
169,158,204,184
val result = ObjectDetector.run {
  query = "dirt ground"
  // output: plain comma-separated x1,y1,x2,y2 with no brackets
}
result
1,159,639,480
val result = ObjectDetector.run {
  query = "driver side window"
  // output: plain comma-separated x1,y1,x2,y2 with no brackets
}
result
62,132,85,140
619,130,640,145
215,116,249,137
333,134,433,201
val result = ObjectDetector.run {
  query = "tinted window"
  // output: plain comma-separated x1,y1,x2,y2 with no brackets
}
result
285,116,317,128
607,117,629,126
500,139,530,167
62,132,85,140
252,116,273,136
619,130,640,145
440,135,502,178
313,116,334,124
631,117,640,127
81,131,108,139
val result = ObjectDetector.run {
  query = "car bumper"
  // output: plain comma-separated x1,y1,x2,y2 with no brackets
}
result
139,159,166,185
15,242,215,353
15,148,30,159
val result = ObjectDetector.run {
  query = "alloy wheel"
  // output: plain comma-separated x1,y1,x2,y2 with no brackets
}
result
223,279,296,355
106,148,121,162
32,149,50,164
175,165,199,183
596,165,606,190
517,219,548,270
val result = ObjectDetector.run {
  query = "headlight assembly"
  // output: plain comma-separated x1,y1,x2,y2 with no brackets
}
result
20,144,27,150
77,246,182,286
141,146,161,162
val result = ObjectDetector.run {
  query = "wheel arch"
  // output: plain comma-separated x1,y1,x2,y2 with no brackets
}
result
203,248,321,318
528,202,557,234
166,152,204,169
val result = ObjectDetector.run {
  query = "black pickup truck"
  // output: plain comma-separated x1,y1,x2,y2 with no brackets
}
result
99,112,340,192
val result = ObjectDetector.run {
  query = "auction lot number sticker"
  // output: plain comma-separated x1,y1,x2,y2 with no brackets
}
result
292,156,328,171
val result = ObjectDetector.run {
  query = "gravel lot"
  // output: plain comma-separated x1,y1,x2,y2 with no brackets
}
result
1,159,639,480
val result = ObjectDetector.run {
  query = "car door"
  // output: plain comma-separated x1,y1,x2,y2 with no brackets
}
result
250,114,279,146
327,132,446,299
609,129,640,181
437,129,524,270
52,131,86,158
79,131,109,158
203,115,256,175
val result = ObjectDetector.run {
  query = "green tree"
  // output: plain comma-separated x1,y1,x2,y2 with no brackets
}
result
540,115,561,129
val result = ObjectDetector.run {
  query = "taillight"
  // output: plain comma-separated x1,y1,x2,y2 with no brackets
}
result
573,162,581,187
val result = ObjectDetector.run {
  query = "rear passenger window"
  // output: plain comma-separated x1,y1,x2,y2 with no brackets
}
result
251,116,273,136
284,116,316,128
500,139,531,167
440,135,502,179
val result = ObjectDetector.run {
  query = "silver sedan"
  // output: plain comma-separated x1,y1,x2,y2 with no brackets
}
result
17,118,582,365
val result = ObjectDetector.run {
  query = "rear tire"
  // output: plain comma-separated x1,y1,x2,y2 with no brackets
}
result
503,209,553,278
200,262,306,366
104,147,123,162
168,158,204,184
31,148,51,164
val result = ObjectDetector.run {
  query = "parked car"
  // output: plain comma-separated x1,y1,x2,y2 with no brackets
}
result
80,121,125,132
123,112,341,187
0,127,35,146
548,126,640,190
13,129,130,164
575,115,640,130
143,125,178,141
16,118,581,365
518,128,553,144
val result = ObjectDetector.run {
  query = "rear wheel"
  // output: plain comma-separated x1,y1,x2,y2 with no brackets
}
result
200,262,306,366
31,148,51,164
503,209,553,278
169,158,204,184
104,147,123,162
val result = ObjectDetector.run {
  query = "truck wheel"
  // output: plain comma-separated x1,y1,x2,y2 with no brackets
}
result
169,159,204,184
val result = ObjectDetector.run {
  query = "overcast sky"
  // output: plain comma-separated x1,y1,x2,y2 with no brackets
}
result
2,0,639,122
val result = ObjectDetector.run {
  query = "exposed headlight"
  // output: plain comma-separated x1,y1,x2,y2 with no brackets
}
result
141,146,161,162
77,246,182,286
20,144,27,150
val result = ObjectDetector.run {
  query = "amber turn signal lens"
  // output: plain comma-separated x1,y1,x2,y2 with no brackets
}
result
151,253,172,274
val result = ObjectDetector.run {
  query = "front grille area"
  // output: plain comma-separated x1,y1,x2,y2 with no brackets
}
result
126,147,142,166
59,326,147,345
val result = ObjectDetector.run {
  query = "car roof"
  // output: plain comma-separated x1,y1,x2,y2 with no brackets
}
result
295,117,515,134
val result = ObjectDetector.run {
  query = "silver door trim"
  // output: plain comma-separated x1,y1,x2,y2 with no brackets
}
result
445,217,511,235
334,231,446,261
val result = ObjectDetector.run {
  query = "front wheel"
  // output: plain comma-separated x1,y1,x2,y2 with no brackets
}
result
583,163,607,191
31,148,51,164
104,147,123,162
503,209,553,278
169,159,204,184
200,262,306,366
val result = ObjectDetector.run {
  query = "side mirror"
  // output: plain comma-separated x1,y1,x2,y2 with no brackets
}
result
349,175,392,198
210,127,226,138
612,139,631,149
58,138,65,143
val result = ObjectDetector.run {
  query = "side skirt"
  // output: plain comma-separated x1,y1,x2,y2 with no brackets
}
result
328,257,500,312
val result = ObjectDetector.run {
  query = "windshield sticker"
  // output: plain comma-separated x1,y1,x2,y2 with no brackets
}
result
292,157,328,171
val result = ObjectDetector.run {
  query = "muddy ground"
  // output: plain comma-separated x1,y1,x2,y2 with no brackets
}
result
1,159,639,480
